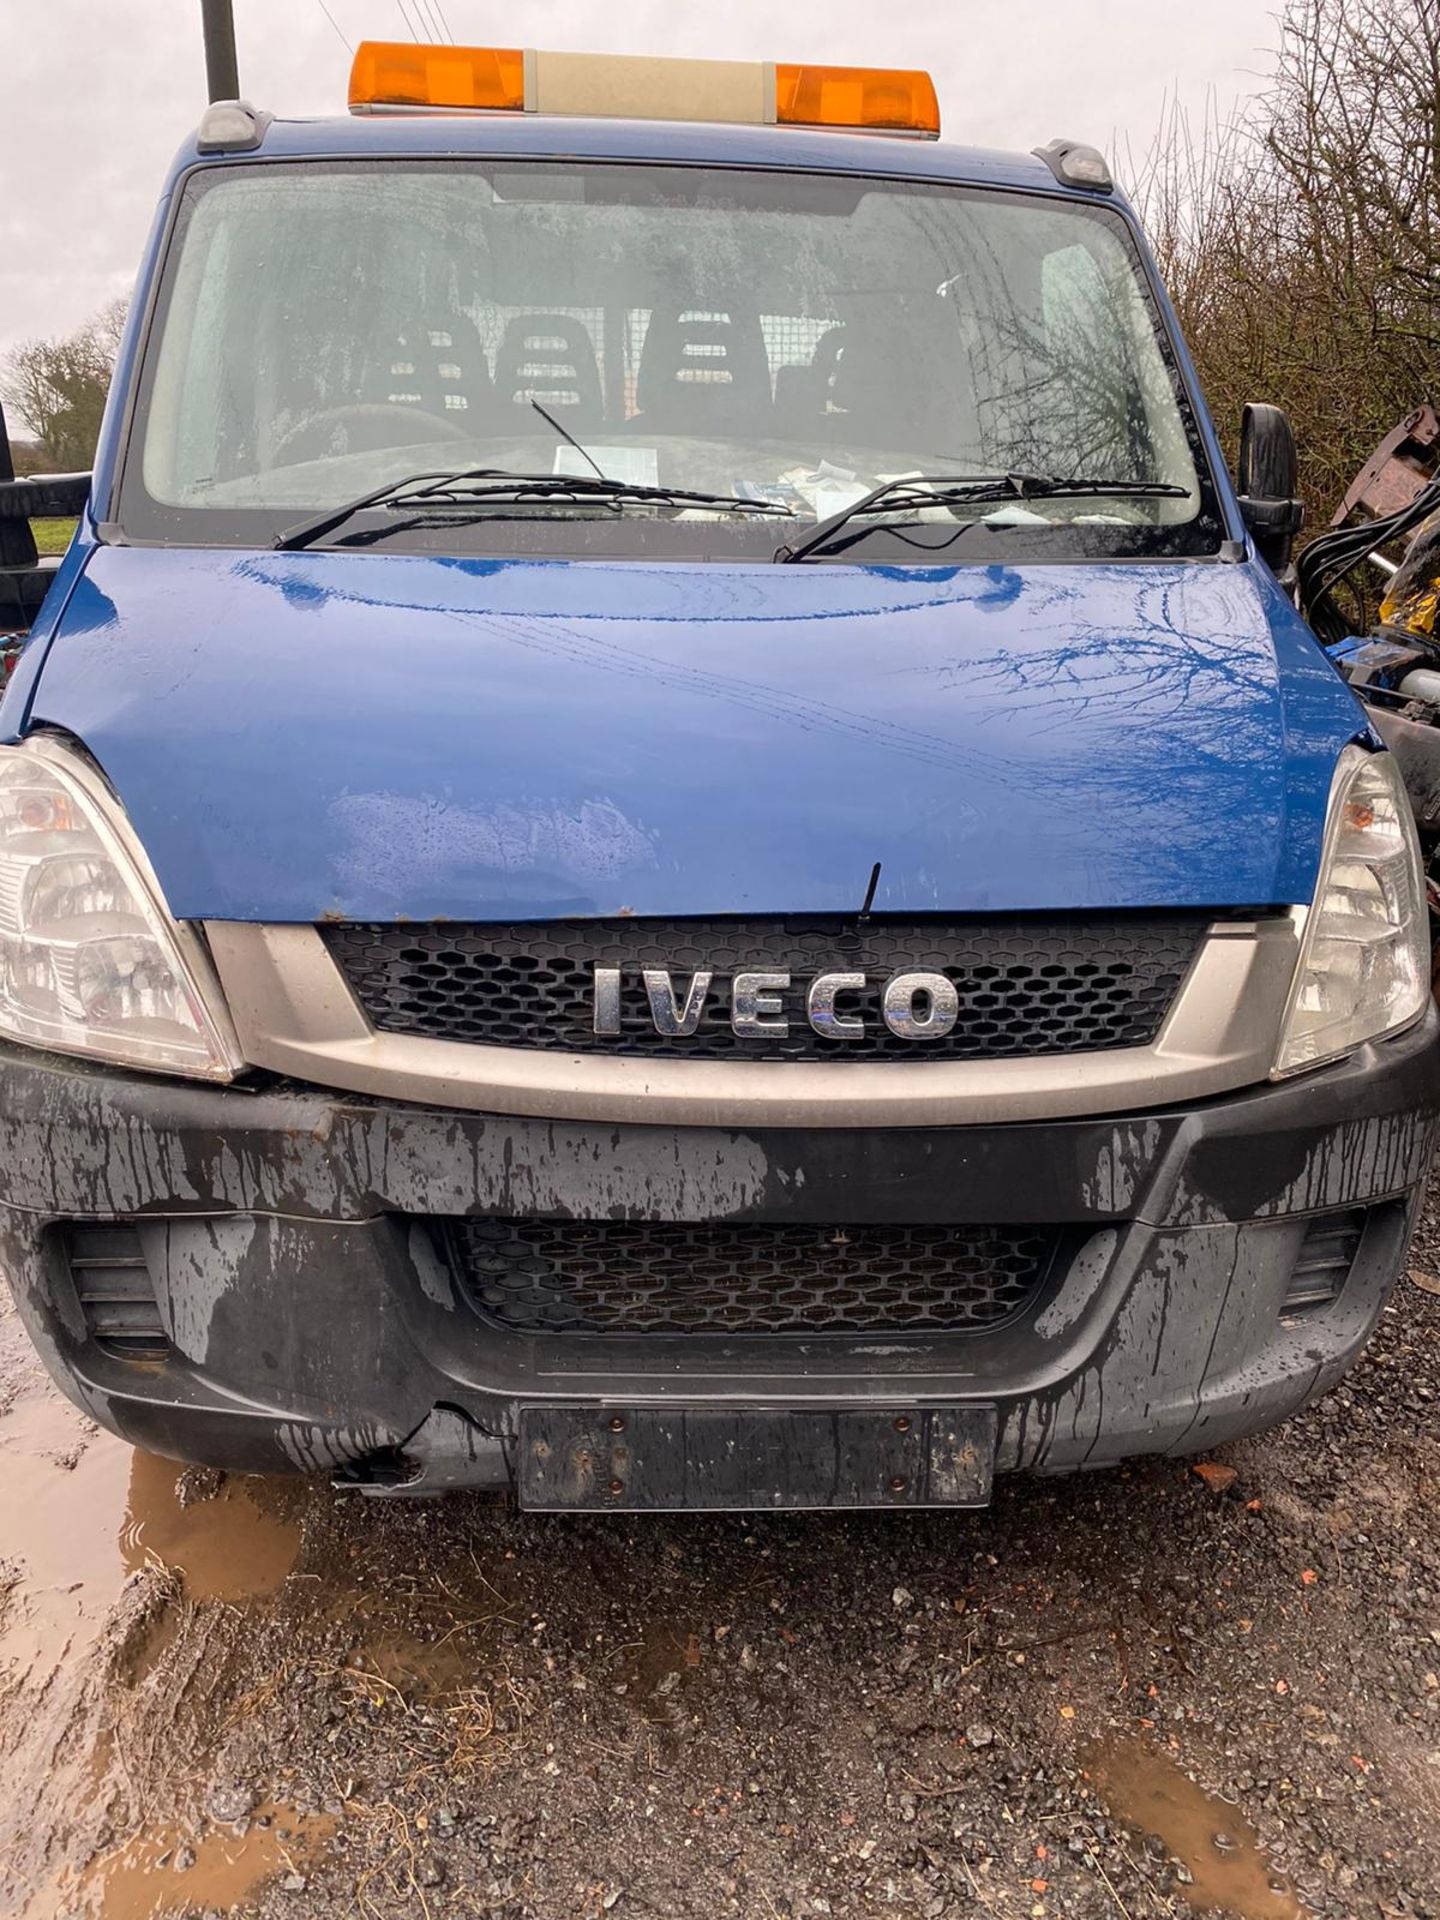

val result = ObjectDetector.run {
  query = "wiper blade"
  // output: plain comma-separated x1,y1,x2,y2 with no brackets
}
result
274,467,791,552
774,472,1192,563
406,474,795,514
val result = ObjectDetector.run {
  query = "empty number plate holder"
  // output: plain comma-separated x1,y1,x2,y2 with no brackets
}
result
518,1404,996,1511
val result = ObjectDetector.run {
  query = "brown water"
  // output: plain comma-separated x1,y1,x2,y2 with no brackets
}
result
1084,1733,1306,1919
0,1381,301,1690
119,1451,301,1603
0,1364,308,1919
0,1390,131,1685
71,1803,336,1919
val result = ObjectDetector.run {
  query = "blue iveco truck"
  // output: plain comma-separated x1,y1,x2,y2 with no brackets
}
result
0,40,1434,1509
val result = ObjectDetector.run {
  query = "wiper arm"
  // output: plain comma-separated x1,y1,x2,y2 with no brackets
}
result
274,467,792,552
774,472,1192,564
775,472,1043,564
274,468,520,551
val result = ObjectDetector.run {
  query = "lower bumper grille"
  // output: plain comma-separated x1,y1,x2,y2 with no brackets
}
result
446,1218,1062,1336
60,1222,168,1360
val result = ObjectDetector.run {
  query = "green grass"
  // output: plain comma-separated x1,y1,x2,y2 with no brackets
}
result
29,517,77,558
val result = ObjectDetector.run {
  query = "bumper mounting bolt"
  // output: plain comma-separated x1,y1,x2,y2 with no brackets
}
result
889,1475,907,1493
608,1415,626,1433
608,1478,625,1497
894,1416,912,1434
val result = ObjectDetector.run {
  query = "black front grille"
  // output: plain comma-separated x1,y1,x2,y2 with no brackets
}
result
446,1218,1062,1335
327,914,1208,1062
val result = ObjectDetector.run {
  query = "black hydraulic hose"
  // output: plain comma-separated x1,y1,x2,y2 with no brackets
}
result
1297,475,1440,647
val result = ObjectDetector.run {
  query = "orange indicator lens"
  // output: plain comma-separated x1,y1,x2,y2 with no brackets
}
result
349,42,526,112
775,63,940,136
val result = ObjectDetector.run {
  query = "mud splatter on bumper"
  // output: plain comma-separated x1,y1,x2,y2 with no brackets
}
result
0,1013,1435,1500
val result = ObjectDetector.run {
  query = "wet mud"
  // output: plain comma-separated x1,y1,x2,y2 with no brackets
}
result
0,1387,300,1694
71,1805,335,1920
0,1388,130,1690
1085,1734,1305,1918
0,1321,310,1920
119,1455,301,1606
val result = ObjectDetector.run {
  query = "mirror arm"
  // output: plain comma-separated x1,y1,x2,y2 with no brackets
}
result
1238,494,1305,541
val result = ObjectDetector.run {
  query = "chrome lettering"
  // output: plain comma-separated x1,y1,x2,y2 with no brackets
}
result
592,966,622,1036
732,970,791,1037
807,971,866,1038
642,967,712,1037
882,971,959,1039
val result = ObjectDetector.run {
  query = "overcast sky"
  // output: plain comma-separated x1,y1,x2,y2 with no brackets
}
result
0,0,1281,372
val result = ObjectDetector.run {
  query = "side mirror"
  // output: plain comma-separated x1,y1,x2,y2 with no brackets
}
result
1237,402,1305,573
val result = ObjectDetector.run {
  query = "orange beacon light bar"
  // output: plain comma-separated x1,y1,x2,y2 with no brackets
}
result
348,44,942,140
348,43,526,114
774,64,940,138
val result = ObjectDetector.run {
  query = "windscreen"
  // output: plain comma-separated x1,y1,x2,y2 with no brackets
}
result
125,159,1220,560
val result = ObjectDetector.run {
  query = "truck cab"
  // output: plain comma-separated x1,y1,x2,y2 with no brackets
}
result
0,46,1434,1509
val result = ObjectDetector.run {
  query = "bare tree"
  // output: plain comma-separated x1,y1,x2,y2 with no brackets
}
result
1,299,128,472
1134,0,1440,526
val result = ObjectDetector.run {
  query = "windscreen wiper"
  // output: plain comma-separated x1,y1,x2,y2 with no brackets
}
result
774,473,1193,564
274,468,791,552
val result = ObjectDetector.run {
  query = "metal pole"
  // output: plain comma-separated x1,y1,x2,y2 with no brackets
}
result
201,0,241,101
0,403,39,575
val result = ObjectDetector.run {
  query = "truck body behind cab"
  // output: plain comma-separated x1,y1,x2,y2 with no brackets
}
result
0,65,1434,1509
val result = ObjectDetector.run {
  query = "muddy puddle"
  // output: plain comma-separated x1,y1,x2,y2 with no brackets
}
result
0,1346,311,1920
0,1389,132,1687
120,1452,301,1604
1085,1733,1306,1919
69,1803,336,1919
0,1383,301,1689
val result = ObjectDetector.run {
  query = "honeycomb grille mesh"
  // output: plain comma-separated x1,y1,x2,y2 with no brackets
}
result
326,915,1207,1062
447,1218,1060,1335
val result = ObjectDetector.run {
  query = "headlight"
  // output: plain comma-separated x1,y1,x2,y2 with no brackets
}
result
0,736,241,1079
1274,745,1428,1076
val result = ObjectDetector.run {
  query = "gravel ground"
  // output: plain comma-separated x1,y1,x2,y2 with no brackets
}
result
5,1189,1440,1919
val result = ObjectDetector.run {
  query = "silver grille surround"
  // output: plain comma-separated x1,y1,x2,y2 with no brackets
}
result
204,914,1302,1129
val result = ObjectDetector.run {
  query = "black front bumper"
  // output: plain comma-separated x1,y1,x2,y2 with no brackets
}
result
1,1014,1437,1505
